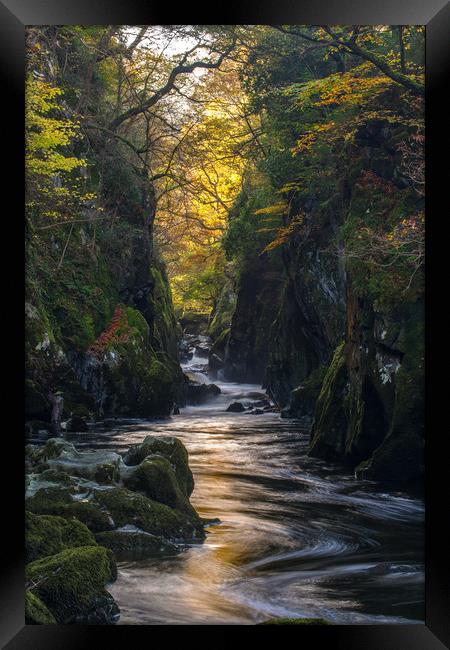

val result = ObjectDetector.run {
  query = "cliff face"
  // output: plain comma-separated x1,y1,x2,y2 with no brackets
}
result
26,213,185,422
223,115,424,484
224,254,283,383
25,32,184,424
310,290,424,482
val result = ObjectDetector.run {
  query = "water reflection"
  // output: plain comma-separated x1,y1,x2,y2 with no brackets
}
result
68,386,424,625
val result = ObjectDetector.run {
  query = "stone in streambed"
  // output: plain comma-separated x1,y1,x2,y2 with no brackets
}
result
186,381,221,405
26,486,114,533
25,591,57,625
95,528,179,557
26,546,119,624
123,455,197,517
226,401,245,413
194,345,210,359
30,438,125,484
26,510,96,562
209,353,224,373
65,415,89,432
92,487,205,542
122,435,194,497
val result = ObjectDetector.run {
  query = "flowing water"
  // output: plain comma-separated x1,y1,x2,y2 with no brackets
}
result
66,346,425,625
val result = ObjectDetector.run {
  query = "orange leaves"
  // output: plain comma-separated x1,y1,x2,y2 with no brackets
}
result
260,214,305,254
87,305,129,358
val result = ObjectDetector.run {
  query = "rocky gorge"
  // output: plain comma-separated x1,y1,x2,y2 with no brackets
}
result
25,25,424,626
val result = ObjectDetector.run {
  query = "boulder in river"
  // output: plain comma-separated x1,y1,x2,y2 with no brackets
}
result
226,401,245,413
26,545,119,624
122,435,195,497
194,344,210,359
65,415,89,432
95,528,179,557
123,455,197,516
186,381,221,405
25,591,57,625
26,510,96,563
92,487,205,541
26,486,115,533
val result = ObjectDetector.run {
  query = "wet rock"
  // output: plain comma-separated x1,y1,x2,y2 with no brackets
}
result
26,487,115,533
26,510,96,563
226,402,245,413
209,353,224,372
245,391,268,400
25,591,57,625
92,487,205,541
123,455,197,516
194,345,210,359
122,435,194,497
187,381,221,405
65,415,89,432
36,439,125,484
25,420,51,439
26,546,119,624
95,527,179,557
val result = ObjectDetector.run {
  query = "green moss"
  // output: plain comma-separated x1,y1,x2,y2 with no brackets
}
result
26,546,118,624
310,342,348,459
211,327,230,356
123,435,194,497
123,456,196,516
286,365,327,418
26,511,96,562
27,488,114,533
95,530,179,557
25,591,57,625
359,299,424,481
38,469,73,486
93,487,205,541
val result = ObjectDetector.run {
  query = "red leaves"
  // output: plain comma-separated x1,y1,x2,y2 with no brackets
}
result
87,305,130,358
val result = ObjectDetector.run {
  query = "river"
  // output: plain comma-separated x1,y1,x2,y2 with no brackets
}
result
65,347,424,625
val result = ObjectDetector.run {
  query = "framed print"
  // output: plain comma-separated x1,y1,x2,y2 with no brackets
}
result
1,0,448,647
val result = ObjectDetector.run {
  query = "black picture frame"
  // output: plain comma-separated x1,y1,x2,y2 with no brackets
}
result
2,1,448,647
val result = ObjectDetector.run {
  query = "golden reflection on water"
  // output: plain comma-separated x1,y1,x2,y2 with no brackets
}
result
105,407,424,625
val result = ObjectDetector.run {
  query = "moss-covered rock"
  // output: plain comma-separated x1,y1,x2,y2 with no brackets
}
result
123,435,194,497
283,365,328,419
309,342,349,460
25,591,57,625
123,456,196,516
26,438,75,468
95,529,179,557
26,511,96,562
93,487,205,541
41,440,125,485
26,546,119,624
26,487,114,533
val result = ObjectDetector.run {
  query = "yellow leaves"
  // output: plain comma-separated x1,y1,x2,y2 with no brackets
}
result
260,214,305,254
254,202,288,216
25,75,95,219
26,77,87,178
293,122,336,154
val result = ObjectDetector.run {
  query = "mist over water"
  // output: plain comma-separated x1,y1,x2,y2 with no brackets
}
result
68,350,424,625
